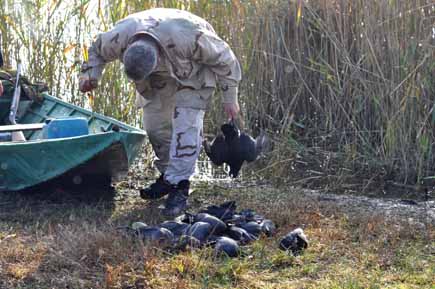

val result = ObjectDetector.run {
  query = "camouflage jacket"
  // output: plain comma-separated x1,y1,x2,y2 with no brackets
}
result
81,8,242,109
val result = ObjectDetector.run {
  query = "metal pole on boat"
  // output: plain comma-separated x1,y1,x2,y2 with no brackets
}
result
9,62,26,141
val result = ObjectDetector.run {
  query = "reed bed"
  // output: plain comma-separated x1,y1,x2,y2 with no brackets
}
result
1,0,434,189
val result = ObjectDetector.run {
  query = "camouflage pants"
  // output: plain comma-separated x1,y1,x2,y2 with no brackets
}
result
141,80,207,185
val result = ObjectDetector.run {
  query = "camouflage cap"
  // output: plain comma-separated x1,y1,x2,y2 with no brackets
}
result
123,39,158,81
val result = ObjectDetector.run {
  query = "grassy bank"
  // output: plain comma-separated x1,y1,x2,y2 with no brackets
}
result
0,185,433,288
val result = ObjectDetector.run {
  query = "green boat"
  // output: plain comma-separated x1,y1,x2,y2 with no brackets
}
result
0,92,147,192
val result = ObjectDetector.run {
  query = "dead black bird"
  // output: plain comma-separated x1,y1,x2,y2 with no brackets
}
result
194,213,227,235
279,228,308,256
225,226,257,245
220,122,243,177
203,134,228,166
136,226,175,248
184,221,213,245
199,200,237,221
240,221,263,238
214,236,241,258
238,209,264,223
159,221,191,238
174,212,196,224
260,219,277,237
204,121,267,178
177,235,202,250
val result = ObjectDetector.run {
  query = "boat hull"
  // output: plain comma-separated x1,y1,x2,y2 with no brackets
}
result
0,93,146,192
0,131,145,192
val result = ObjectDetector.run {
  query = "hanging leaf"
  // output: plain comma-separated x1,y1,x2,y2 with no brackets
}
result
63,43,77,56
88,92,94,110
296,0,303,26
82,45,89,62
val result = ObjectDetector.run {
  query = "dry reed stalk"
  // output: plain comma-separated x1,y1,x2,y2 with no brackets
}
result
1,0,433,186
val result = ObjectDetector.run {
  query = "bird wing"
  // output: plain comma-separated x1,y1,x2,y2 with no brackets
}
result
255,132,269,158
204,135,228,166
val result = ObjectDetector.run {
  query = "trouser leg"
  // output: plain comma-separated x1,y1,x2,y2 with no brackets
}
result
164,107,205,185
142,96,176,174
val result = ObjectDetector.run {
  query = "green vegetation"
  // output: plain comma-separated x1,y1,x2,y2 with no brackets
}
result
1,0,434,187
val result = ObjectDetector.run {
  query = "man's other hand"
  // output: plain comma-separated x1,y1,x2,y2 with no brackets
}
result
0,82,3,97
224,102,240,120
79,77,98,93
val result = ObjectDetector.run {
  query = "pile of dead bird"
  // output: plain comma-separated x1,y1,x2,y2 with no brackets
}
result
124,201,308,258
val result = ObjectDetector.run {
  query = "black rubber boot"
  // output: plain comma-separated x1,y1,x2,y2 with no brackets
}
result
162,180,190,217
140,174,172,200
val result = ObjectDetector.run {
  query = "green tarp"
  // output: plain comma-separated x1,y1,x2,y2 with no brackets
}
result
0,131,145,191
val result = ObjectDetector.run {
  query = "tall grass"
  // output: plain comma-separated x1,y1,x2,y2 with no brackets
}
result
1,0,434,186
242,0,435,185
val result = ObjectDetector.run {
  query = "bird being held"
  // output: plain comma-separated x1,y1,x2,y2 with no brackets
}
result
203,121,267,178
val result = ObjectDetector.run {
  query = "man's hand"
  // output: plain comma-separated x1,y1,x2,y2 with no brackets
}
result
0,81,3,97
224,102,240,120
79,76,98,93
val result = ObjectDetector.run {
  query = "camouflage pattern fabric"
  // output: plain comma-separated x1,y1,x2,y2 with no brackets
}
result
80,8,242,110
141,74,178,173
141,74,205,183
0,69,47,102
164,107,205,184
